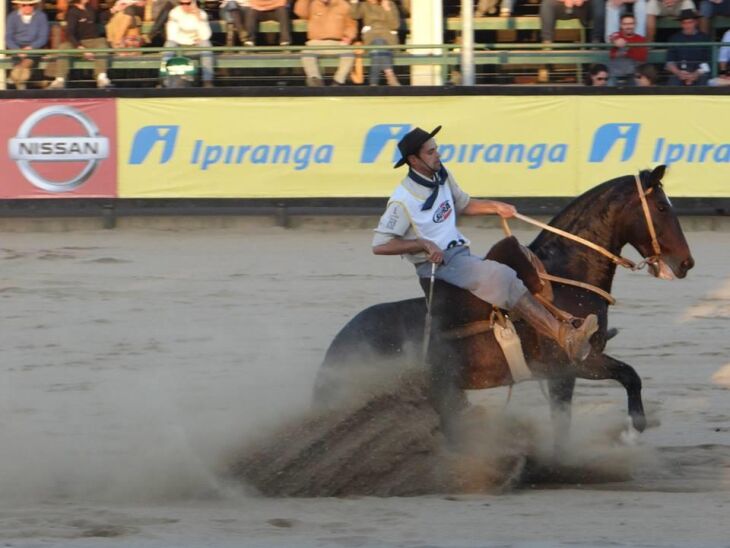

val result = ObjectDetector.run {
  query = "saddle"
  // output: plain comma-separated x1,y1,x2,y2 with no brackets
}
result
418,236,554,385
418,236,553,326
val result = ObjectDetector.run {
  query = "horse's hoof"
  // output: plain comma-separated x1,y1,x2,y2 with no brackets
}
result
631,413,647,433
620,418,641,446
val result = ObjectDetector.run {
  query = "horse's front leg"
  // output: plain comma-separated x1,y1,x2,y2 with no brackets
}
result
573,353,647,432
547,375,576,453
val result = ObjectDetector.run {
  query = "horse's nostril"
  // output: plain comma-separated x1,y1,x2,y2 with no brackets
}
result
681,257,695,271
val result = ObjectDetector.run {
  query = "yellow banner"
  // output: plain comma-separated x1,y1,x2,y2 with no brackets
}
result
117,96,730,198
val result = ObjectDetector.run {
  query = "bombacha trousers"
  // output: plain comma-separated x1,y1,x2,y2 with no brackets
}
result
415,245,528,310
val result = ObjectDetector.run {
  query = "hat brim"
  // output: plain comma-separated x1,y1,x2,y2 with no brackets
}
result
393,125,442,168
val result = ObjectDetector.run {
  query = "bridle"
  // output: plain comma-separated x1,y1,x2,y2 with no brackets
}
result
502,173,664,305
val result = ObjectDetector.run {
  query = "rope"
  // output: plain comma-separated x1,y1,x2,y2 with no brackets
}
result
538,272,617,305
511,212,636,269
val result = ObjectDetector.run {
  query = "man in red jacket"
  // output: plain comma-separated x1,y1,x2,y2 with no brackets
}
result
607,13,649,85
294,0,357,86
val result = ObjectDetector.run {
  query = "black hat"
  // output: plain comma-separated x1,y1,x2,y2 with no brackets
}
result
677,8,699,20
393,125,442,168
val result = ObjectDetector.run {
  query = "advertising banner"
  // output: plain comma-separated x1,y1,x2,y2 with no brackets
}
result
0,99,117,199
117,95,730,199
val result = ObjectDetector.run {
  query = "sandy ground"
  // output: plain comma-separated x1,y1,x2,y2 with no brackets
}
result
1,219,729,547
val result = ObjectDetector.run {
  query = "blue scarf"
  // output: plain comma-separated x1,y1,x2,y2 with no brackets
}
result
408,165,448,211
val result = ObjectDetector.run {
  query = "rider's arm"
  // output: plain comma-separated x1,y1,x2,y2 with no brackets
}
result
461,198,517,218
373,238,432,256
372,201,442,263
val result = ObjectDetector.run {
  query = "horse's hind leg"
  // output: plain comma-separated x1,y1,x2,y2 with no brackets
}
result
547,375,576,453
573,353,647,432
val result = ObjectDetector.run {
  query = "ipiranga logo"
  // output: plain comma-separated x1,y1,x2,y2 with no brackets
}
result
360,123,568,170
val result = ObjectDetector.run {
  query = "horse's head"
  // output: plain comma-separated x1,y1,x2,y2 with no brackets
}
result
624,165,694,280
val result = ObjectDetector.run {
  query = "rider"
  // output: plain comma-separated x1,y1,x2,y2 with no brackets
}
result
372,125,599,362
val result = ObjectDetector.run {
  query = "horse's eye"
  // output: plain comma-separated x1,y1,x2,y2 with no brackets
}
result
657,203,669,213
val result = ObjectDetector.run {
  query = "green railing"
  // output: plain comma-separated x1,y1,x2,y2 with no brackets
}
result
1,41,727,87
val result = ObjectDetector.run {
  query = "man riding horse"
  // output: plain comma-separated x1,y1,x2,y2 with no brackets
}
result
372,125,599,363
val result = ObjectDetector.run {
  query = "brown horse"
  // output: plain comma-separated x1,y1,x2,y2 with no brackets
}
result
314,166,694,443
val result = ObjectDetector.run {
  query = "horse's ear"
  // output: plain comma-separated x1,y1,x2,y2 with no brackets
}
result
648,165,667,187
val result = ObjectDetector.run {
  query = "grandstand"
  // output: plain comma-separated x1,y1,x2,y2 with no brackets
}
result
1,0,729,88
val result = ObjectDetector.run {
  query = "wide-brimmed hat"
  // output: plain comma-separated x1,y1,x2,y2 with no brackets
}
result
677,9,699,20
12,0,41,4
393,125,442,168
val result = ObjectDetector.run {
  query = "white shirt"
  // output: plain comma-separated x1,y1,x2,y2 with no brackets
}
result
166,5,213,45
373,168,471,264
719,30,730,65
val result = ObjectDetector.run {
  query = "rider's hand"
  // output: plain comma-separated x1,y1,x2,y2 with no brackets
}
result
419,239,444,264
494,202,517,218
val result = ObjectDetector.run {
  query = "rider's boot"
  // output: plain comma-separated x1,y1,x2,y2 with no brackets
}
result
511,292,598,362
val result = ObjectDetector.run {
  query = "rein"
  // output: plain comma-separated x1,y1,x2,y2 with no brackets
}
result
501,173,662,304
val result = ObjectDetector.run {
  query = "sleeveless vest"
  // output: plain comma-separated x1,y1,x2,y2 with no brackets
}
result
389,177,470,252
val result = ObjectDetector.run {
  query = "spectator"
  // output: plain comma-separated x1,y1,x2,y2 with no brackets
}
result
144,0,179,44
350,0,401,86
699,0,730,35
475,0,499,16
605,0,647,40
48,0,112,89
294,0,357,86
478,0,522,17
709,28,730,85
665,9,712,85
106,0,146,49
244,0,292,46
220,0,251,46
5,0,49,90
585,62,609,85
163,0,215,87
540,0,606,44
607,13,649,84
634,61,659,84
645,0,695,42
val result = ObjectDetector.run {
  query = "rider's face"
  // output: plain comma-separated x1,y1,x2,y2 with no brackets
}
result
412,138,441,175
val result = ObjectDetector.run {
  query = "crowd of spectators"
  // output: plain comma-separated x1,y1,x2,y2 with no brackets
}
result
3,0,729,88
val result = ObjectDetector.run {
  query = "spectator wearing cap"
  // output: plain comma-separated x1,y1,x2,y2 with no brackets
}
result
645,0,696,42
5,0,49,90
607,13,649,85
244,0,292,46
665,9,712,85
294,0,357,86
163,0,215,87
48,0,112,89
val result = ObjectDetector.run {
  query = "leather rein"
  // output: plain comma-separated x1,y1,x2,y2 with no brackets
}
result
502,174,663,306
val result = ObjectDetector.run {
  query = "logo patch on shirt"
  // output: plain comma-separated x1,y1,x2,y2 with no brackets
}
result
432,200,452,223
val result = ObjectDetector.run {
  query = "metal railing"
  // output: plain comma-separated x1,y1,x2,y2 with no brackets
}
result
1,41,727,88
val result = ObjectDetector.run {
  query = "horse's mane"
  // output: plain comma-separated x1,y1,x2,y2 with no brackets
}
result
528,170,658,279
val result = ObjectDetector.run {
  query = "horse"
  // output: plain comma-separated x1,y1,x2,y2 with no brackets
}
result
313,165,694,444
